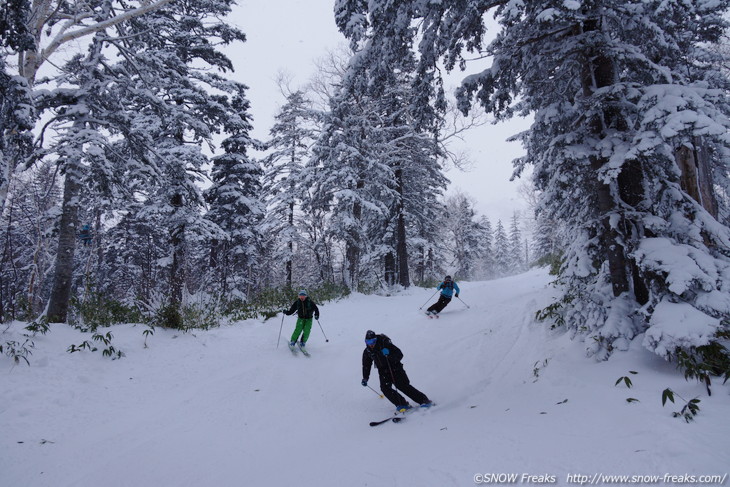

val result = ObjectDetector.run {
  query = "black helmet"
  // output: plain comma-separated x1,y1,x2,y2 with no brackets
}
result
445,275,452,281
365,330,376,340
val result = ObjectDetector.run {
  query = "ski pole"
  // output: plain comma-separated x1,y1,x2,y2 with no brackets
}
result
316,319,329,342
384,355,406,396
276,313,285,348
418,290,439,310
367,385,384,398
456,296,470,309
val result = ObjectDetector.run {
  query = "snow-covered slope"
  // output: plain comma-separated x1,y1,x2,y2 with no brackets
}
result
2,268,728,486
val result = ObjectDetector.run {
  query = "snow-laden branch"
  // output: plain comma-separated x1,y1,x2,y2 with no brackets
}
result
25,0,174,82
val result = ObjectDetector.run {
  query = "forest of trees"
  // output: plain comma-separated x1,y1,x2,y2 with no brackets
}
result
2,1,729,374
0,0,532,330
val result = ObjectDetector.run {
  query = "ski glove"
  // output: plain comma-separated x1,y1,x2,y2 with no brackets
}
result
315,314,320,320
361,379,368,387
381,348,389,356
455,293,459,298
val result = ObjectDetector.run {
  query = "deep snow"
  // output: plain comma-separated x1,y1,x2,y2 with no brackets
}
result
2,268,729,487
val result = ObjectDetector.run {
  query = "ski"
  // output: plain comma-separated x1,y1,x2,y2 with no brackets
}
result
299,344,311,357
369,416,403,427
288,343,298,355
369,403,429,426
369,402,436,425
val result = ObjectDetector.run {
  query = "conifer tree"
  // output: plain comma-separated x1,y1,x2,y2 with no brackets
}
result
479,216,495,279
329,4,449,289
492,220,510,278
261,90,317,288
442,192,487,280
508,212,524,273
205,87,263,299
309,87,394,289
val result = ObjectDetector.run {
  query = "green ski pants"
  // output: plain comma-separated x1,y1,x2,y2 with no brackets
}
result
290,318,313,344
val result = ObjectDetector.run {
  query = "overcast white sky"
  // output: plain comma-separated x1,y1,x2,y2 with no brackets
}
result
225,1,531,227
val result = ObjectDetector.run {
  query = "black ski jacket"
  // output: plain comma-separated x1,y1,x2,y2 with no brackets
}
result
362,334,404,381
285,297,319,319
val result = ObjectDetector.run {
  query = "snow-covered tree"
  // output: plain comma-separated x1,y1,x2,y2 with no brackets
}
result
377,71,447,288
0,0,35,213
1,0,175,212
0,162,59,320
308,84,394,289
508,212,524,273
441,192,488,280
29,0,251,322
479,216,495,279
44,26,113,323
492,220,510,278
311,72,447,290
474,1,730,361
111,0,251,318
532,206,564,269
261,89,317,288
205,86,263,300
328,5,450,290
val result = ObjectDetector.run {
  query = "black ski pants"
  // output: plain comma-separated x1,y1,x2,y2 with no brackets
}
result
378,365,429,407
427,295,451,314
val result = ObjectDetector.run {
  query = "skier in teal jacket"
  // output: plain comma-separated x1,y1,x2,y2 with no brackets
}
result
284,290,319,351
426,275,460,316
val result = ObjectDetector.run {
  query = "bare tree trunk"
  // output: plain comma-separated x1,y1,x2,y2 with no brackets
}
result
46,169,80,322
414,245,425,284
426,247,434,280
393,167,410,287
346,180,364,290
169,193,185,307
94,210,103,276
676,138,718,218
396,211,409,287
209,239,230,297
286,201,294,288
590,154,630,297
580,18,630,298
384,252,395,286
209,239,219,269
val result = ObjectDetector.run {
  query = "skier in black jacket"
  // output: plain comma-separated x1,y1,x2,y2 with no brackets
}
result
361,330,432,413
284,290,319,351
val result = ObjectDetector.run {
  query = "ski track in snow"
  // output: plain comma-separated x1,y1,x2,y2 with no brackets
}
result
1,268,729,487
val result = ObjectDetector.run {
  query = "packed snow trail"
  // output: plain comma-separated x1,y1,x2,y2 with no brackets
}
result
2,269,728,487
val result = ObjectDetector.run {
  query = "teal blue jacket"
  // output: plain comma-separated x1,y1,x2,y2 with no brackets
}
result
437,281,460,298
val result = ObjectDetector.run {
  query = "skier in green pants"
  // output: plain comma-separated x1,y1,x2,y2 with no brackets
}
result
284,290,320,352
